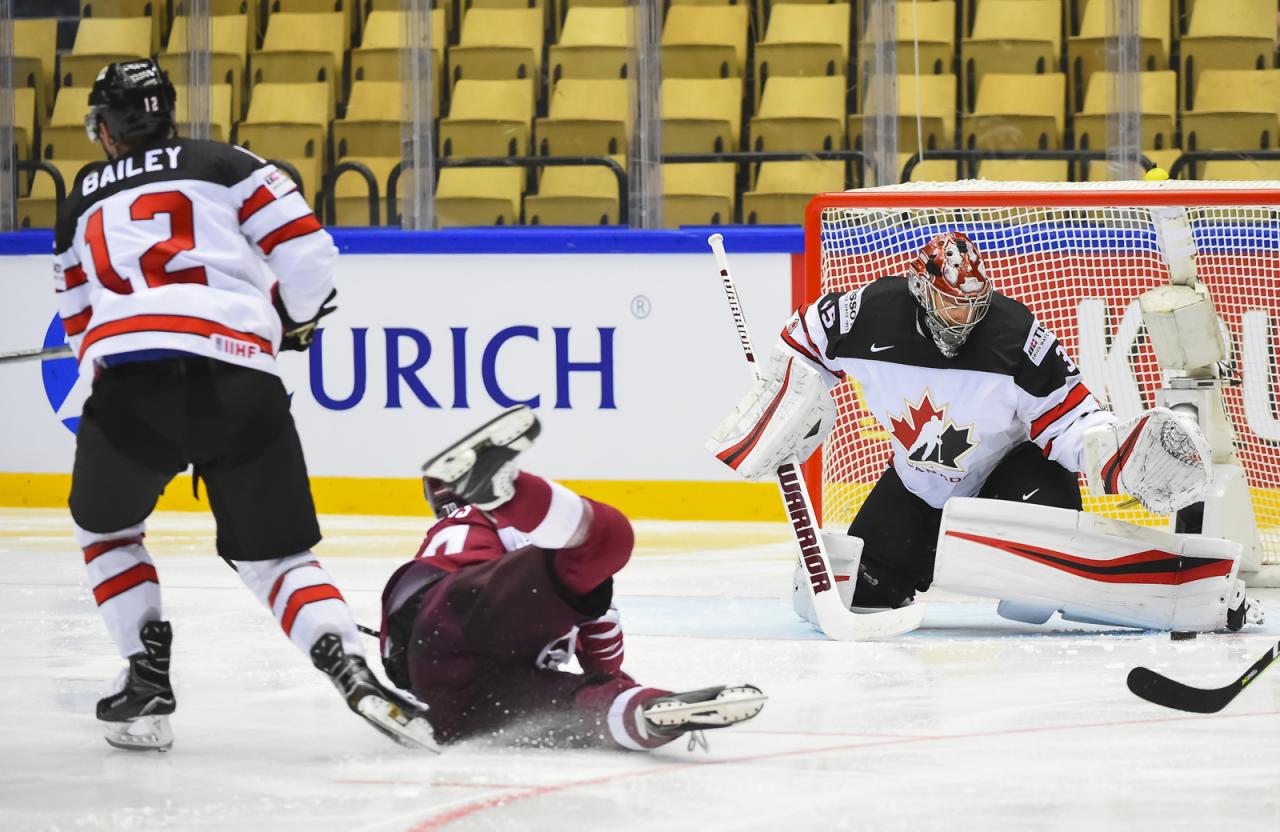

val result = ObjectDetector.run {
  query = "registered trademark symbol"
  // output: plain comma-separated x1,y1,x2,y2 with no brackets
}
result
631,295,651,319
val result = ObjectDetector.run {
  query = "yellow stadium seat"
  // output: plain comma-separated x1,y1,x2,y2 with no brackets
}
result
236,82,330,201
962,0,1060,110
878,0,955,79
173,84,235,142
251,13,346,113
549,8,632,82
440,79,536,157
743,160,844,224
174,1,260,53
1199,159,1280,181
12,88,36,163
60,18,153,89
331,156,400,226
81,0,166,55
449,9,544,91
899,152,962,182
662,77,743,153
437,167,525,226
536,79,630,156
267,0,357,47
850,73,957,153
1182,70,1280,151
1068,0,1168,111
1073,71,1176,153
977,158,1070,182
333,81,405,159
756,5,849,91
663,163,736,227
162,15,249,120
1180,0,1277,109
750,76,846,152
352,10,445,83
525,162,622,225
964,73,1065,150
43,87,100,161
12,18,58,120
19,159,96,228
661,6,750,79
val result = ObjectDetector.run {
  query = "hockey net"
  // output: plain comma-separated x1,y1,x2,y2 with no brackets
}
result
808,180,1280,583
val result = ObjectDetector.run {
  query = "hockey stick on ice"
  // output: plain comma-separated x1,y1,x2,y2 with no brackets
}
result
707,233,923,641
0,344,72,364
1126,639,1280,714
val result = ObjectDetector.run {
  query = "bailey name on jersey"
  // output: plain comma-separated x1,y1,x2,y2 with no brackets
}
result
79,146,184,195
783,277,1115,508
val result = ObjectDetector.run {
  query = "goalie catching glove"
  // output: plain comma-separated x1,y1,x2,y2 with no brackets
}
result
1083,407,1212,515
707,346,836,480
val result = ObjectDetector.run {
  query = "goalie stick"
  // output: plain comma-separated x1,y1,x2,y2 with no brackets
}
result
0,344,72,364
707,233,923,641
1126,639,1280,714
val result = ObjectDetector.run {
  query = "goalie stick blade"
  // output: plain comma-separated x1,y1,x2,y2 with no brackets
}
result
1126,640,1280,714
812,593,925,641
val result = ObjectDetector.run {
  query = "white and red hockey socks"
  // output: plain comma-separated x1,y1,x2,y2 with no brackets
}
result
76,522,161,659
604,686,672,751
234,552,364,657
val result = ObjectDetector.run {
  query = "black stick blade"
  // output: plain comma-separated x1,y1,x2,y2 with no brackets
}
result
1126,666,1235,714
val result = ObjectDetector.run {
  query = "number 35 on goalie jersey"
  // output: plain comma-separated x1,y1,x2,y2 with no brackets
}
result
53,138,338,373
784,277,1117,509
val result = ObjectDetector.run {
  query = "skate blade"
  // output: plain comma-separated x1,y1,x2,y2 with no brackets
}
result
103,715,173,752
356,696,441,752
645,686,768,729
421,406,539,480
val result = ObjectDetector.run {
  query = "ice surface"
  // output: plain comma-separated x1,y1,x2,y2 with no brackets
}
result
2,509,1277,831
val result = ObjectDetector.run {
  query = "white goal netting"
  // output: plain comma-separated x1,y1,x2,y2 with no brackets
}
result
814,180,1280,574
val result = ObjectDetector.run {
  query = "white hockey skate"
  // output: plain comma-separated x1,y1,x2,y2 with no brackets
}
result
421,405,540,511
641,684,768,738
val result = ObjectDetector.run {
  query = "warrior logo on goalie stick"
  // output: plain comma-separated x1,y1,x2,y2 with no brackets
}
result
889,391,977,478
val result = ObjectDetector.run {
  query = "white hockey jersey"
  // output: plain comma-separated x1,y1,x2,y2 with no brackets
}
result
53,138,337,375
783,277,1116,509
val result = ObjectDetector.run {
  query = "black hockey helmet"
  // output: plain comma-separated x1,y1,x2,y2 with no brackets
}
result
84,60,177,148
423,474,465,520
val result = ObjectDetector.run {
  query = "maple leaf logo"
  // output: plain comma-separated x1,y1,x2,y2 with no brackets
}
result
889,392,977,473
889,393,945,451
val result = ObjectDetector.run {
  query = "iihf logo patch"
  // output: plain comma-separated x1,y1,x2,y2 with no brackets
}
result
888,391,976,474
41,314,82,435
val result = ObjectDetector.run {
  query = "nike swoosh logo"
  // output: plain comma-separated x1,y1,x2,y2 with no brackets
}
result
869,344,893,353
1022,489,1039,501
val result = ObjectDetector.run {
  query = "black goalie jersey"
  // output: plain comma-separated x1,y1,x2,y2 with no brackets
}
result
53,138,337,374
783,277,1116,509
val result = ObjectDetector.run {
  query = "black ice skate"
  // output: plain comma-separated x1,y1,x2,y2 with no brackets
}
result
641,684,768,739
96,620,176,752
421,405,540,510
310,634,440,751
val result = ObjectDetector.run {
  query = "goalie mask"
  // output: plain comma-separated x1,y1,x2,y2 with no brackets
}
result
423,475,464,519
907,231,993,358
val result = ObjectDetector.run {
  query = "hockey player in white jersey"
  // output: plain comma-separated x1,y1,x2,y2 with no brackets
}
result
710,231,1262,634
57,61,435,751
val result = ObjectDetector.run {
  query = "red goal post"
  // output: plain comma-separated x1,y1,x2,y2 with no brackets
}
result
802,181,1280,582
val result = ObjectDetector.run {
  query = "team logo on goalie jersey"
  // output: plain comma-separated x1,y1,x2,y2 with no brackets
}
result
889,391,977,475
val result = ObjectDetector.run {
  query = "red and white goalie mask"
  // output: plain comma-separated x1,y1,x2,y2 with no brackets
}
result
907,231,993,358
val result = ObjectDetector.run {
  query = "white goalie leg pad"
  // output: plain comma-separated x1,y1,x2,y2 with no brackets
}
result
933,498,1242,632
1083,407,1212,515
708,344,836,481
792,531,861,624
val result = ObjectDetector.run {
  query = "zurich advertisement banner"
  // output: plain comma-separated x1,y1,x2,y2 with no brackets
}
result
0,247,791,518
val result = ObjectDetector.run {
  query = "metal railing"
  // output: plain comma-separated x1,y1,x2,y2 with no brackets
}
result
323,160,380,226
900,149,1158,183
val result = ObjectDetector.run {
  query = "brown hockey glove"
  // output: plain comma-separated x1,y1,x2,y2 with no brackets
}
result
274,287,337,352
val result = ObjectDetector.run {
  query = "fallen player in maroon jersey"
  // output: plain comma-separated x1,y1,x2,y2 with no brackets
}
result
379,406,766,750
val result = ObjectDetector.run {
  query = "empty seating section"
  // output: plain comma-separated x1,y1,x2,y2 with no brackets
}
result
10,0,1280,229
